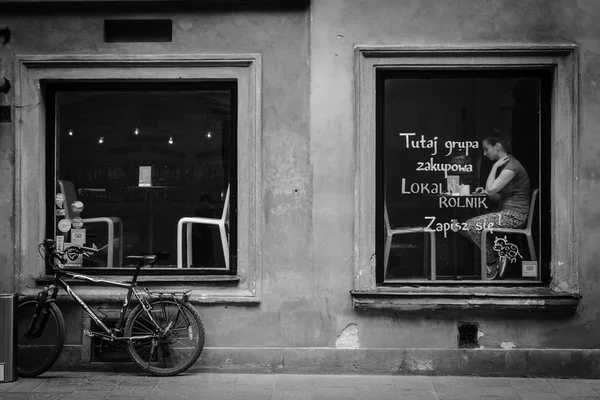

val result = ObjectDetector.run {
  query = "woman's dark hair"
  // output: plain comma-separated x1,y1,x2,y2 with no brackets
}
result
483,129,513,154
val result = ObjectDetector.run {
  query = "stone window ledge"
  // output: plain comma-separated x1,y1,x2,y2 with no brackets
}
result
351,286,580,313
25,274,258,304
35,274,240,284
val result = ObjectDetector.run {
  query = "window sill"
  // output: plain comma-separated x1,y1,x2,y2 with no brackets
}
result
351,286,581,313
29,274,258,304
36,274,240,284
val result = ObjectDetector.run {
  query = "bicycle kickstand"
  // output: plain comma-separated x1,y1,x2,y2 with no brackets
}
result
146,339,157,376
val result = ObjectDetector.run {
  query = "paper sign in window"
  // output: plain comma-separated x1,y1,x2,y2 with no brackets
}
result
522,261,538,277
62,243,83,267
139,166,152,187
71,229,86,245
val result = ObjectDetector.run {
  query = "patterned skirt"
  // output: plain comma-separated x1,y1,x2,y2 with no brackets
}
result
460,210,528,265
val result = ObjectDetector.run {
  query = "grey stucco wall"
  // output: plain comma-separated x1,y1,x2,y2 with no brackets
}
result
0,3,318,347
0,90,14,294
1,0,600,363
310,0,600,350
0,12,15,293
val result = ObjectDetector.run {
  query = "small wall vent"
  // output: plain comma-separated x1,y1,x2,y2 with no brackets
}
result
104,19,172,43
457,322,479,349
0,105,11,123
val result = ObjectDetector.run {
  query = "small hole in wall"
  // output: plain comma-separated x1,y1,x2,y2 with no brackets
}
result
457,321,479,349
0,105,11,123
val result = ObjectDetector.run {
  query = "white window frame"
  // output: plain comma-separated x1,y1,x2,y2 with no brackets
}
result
352,45,579,311
15,54,262,303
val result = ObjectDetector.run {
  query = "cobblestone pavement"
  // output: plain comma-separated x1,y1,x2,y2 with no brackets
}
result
1,371,600,399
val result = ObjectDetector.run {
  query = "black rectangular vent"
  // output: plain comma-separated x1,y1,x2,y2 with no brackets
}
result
0,105,11,123
104,19,172,43
457,321,479,349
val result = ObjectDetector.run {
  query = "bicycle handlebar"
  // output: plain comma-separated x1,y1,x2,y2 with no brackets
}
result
40,239,99,267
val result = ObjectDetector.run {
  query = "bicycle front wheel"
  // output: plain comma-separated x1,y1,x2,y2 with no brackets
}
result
17,298,65,377
125,299,205,376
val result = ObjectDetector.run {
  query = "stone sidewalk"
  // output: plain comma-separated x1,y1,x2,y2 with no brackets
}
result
1,371,600,399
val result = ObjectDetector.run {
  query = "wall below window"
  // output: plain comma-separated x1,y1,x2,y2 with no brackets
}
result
1,0,600,378
50,336,600,378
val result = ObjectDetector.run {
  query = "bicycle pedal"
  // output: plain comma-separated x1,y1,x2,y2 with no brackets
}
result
84,329,95,338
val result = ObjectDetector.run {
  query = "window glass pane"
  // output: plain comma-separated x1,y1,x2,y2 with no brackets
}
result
378,70,549,282
49,83,235,270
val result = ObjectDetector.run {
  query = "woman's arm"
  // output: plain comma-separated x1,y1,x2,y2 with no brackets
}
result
485,156,515,195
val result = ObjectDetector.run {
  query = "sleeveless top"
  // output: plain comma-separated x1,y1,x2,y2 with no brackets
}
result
498,156,531,214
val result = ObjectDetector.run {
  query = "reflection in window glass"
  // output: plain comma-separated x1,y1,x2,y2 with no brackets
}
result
47,83,236,271
377,71,550,282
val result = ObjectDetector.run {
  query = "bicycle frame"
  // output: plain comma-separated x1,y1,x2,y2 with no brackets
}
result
64,271,162,341
27,265,163,343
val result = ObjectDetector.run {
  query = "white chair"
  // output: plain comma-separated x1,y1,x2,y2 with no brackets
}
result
384,205,436,280
177,185,230,269
480,188,539,279
57,180,123,268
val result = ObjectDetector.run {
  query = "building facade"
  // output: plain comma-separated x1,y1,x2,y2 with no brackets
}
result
0,0,597,376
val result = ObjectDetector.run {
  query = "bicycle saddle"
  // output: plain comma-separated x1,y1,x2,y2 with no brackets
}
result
126,252,170,264
143,252,170,261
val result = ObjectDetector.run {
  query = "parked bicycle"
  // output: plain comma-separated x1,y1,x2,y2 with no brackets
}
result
17,239,205,377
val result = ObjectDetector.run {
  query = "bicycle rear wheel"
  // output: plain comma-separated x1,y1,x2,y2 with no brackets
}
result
17,298,65,377
125,299,205,376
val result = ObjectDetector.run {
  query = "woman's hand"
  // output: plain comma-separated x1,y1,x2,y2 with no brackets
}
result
485,156,515,194
494,156,510,169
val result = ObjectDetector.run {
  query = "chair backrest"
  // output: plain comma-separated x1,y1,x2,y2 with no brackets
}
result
383,203,392,236
221,184,230,222
525,188,539,231
57,179,78,220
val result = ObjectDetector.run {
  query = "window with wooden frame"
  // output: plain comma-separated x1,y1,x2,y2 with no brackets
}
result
352,46,580,312
45,81,237,275
376,69,550,283
16,55,261,303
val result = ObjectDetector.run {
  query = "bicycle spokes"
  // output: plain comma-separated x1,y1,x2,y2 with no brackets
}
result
126,299,204,376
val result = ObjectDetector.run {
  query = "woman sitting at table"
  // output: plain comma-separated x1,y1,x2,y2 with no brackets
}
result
461,130,531,279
